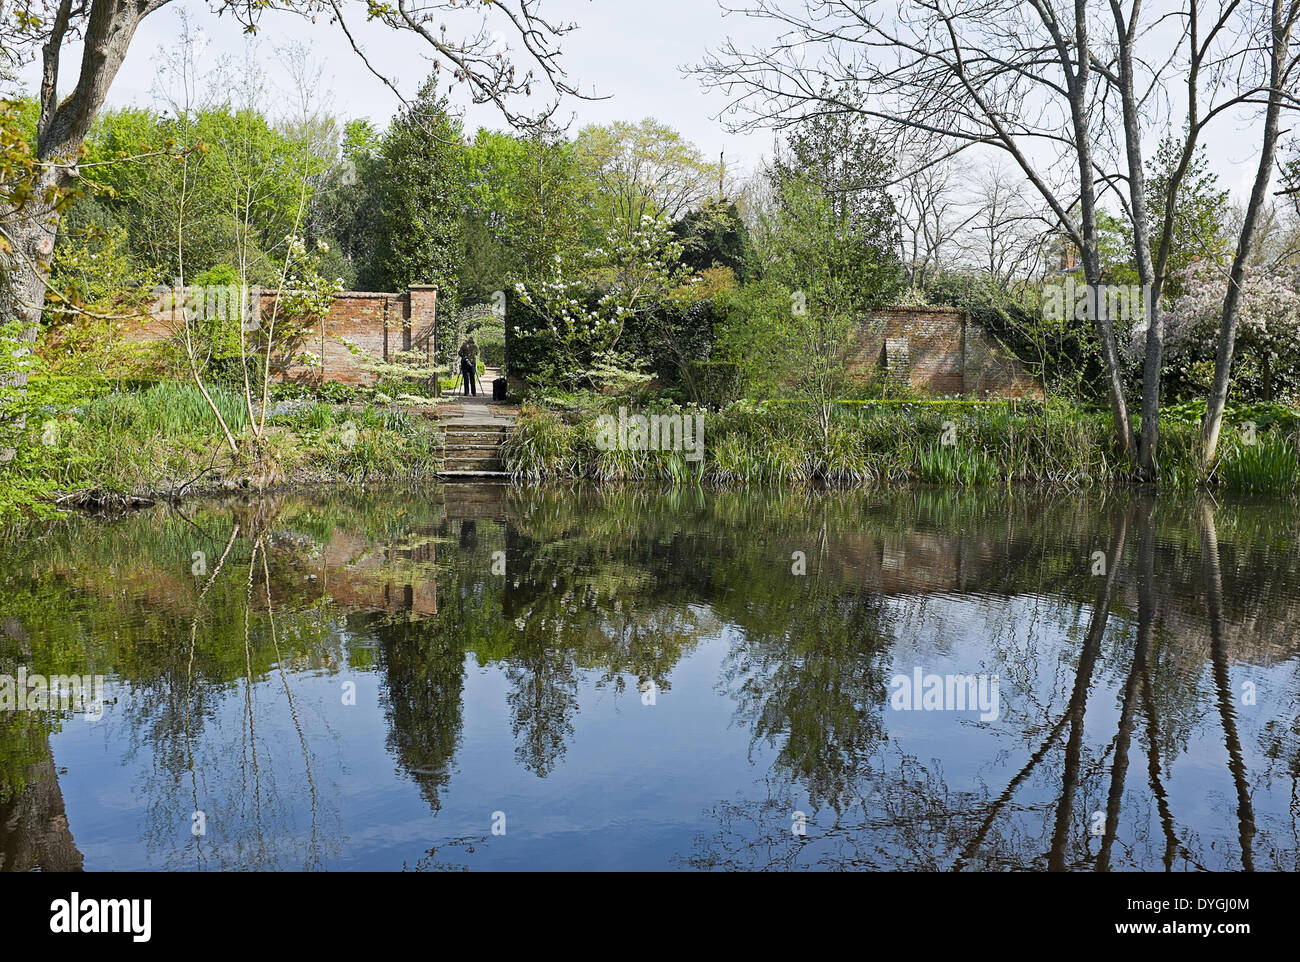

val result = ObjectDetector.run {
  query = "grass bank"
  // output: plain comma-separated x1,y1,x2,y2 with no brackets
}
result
0,377,447,520
502,397,1300,494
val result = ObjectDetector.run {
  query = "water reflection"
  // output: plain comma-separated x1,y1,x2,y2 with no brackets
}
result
1,486,1297,871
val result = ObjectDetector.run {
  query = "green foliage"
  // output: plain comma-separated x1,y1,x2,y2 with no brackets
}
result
309,118,383,288
80,381,251,438
459,129,595,303
0,375,446,508
738,157,901,438
270,378,363,405
673,200,749,279
1144,136,1230,293
76,104,318,284
684,361,739,407
1217,436,1300,495
1,95,69,222
507,398,1094,486
367,79,466,326
467,316,506,367
512,214,691,390
927,271,1100,401
1161,398,1299,433
574,119,720,236
764,85,902,303
503,396,1291,490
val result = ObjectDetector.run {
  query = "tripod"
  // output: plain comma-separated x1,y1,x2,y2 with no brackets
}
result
451,362,482,396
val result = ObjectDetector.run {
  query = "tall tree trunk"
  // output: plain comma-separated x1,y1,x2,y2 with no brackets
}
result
0,204,60,461
1069,0,1136,464
1202,0,1297,467
1,0,151,459
1110,4,1161,481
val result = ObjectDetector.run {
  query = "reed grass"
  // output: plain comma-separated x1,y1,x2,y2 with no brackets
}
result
503,399,1298,492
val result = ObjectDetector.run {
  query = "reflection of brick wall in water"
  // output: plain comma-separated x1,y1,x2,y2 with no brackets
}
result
848,306,1042,397
116,286,440,387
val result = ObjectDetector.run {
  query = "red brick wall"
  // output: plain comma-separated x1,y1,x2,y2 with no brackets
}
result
119,288,435,387
848,306,1042,398
118,290,1036,396
309,291,403,386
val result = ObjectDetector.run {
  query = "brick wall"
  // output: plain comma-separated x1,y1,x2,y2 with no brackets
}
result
119,289,1035,397
119,287,439,387
848,306,1042,398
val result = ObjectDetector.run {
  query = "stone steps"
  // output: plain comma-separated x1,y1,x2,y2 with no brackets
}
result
439,470,509,482
440,423,509,480
444,443,502,455
443,456,505,472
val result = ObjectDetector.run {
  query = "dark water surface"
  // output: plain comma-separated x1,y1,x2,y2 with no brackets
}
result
1,486,1297,871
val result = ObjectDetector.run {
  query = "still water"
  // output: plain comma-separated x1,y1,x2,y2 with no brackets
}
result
1,485,1296,871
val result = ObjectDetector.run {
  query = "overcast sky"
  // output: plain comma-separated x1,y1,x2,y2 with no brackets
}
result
13,0,1270,202
17,0,782,181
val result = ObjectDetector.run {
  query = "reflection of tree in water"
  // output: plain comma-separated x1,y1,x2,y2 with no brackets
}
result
102,526,346,870
374,613,465,811
499,520,707,777
722,590,892,813
402,833,486,872
5,486,1300,869
685,498,1297,871
504,646,580,778
678,748,1041,871
0,617,84,871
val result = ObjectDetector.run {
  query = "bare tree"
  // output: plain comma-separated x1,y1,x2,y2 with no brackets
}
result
962,161,1053,289
1201,0,1300,466
695,0,1144,467
894,152,973,288
695,0,1295,480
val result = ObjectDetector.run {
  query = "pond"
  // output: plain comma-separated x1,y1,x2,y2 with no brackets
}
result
0,485,1296,871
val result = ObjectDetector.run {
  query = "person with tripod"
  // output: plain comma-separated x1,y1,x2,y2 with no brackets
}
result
457,335,480,396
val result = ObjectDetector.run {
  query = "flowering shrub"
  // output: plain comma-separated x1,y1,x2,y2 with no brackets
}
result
1164,261,1300,404
270,236,343,378
512,215,690,390
278,236,344,322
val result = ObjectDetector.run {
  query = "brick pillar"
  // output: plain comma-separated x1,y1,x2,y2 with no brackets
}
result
409,285,438,361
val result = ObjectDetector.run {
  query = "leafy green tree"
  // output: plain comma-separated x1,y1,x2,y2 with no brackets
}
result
575,119,720,240
767,86,901,303
309,118,383,290
458,128,592,303
741,100,901,421
713,275,802,398
509,133,594,283
460,129,529,303
367,79,466,339
1144,137,1230,296
747,173,889,435
1086,140,1228,295
672,199,749,279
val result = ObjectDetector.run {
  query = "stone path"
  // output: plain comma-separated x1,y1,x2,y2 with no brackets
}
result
440,367,515,424
438,366,516,481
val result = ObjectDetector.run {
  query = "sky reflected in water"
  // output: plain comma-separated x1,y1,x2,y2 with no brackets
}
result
1,486,1297,871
